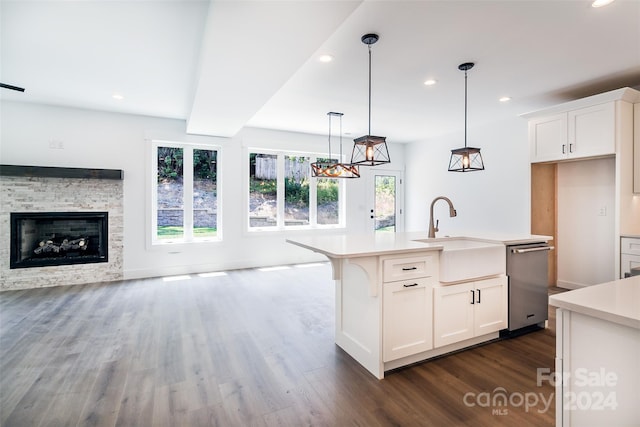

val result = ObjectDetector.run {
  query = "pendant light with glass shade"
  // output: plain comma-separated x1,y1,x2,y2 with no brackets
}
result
350,33,391,166
311,112,360,178
448,62,485,172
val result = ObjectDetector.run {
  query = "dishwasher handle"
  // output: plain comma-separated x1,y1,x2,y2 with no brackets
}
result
511,246,554,254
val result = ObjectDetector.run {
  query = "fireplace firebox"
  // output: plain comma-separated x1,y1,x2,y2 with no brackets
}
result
10,212,108,269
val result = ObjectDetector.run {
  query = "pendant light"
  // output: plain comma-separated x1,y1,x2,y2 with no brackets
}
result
350,33,391,166
311,112,360,178
448,62,485,172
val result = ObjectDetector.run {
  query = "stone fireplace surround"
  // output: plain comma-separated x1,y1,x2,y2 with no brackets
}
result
0,165,124,291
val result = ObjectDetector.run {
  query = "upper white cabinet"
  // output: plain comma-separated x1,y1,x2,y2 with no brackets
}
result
526,87,640,282
529,102,615,163
525,87,640,165
529,113,567,162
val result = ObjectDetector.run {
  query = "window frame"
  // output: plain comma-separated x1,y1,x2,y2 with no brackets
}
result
150,140,222,245
247,148,346,232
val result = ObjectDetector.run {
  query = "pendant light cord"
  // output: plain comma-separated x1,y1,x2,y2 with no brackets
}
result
464,68,468,149
368,43,372,136
339,114,343,158
327,112,345,162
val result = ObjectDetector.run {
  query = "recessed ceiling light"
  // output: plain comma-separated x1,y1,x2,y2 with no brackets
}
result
592,0,615,7
318,54,333,63
499,96,511,102
112,93,124,100
424,79,437,86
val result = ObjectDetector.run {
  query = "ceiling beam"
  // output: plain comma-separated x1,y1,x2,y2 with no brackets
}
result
186,0,362,137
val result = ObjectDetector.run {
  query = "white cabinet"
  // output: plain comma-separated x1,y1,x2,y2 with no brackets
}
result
529,102,615,163
383,277,433,361
433,276,507,348
621,237,640,278
529,112,567,162
555,307,640,426
382,254,436,362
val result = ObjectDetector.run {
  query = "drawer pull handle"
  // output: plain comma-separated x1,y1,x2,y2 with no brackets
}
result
403,283,419,288
402,266,418,271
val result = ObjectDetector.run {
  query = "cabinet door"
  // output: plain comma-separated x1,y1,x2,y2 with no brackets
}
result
383,278,433,362
529,113,567,162
473,276,508,336
568,102,615,159
433,282,474,348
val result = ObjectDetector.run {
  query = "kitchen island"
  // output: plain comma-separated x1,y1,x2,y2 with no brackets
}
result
287,232,549,378
549,276,640,427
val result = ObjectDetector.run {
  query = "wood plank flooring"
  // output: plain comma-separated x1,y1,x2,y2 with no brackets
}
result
1,264,562,426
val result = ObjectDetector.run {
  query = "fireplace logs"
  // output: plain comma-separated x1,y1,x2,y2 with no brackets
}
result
33,237,88,255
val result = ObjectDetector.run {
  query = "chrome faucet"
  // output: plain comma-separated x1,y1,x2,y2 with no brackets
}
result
428,196,457,238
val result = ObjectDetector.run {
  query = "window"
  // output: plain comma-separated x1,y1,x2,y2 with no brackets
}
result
249,151,343,230
152,141,219,244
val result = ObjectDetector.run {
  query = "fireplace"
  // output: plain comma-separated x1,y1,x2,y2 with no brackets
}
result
10,212,108,269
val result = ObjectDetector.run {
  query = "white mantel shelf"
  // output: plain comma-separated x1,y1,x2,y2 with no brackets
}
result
550,276,640,330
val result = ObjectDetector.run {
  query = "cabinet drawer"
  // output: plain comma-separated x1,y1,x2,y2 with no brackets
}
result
621,238,640,256
383,254,436,282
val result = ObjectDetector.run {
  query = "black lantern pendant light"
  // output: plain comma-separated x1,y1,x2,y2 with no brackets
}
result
448,62,485,172
311,112,360,178
350,33,391,166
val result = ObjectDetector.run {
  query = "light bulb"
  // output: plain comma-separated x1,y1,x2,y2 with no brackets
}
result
366,144,374,161
462,154,470,168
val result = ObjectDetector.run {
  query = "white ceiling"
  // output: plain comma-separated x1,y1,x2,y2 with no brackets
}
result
2,0,639,143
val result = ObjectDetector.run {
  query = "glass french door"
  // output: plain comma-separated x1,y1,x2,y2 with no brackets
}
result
370,171,403,232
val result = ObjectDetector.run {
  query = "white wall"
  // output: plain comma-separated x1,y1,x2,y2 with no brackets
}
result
0,101,404,279
404,116,530,236
557,158,615,287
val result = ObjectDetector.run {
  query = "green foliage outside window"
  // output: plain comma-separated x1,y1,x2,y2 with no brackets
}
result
158,147,217,181
284,177,309,206
316,179,338,204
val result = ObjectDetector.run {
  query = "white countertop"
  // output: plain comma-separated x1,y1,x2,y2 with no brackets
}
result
621,234,640,239
286,232,551,259
549,276,640,330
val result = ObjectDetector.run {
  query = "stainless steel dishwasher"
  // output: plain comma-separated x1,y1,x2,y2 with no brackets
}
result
504,242,553,334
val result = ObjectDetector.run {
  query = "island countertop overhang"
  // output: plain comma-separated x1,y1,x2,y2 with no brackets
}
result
286,232,552,259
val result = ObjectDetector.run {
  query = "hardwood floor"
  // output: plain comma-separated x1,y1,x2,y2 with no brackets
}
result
1,264,561,426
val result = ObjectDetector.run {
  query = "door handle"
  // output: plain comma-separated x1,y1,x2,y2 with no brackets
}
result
470,289,475,304
512,246,554,254
477,289,481,304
